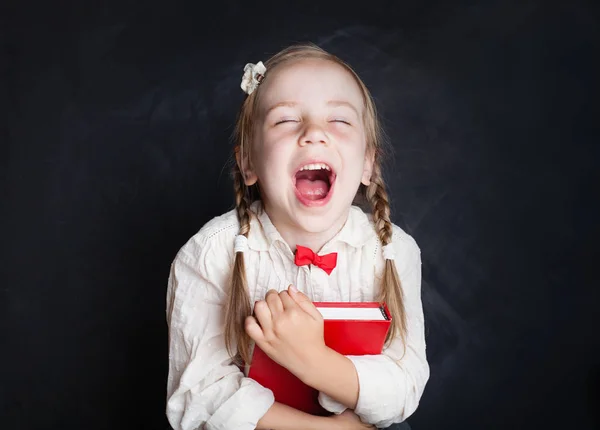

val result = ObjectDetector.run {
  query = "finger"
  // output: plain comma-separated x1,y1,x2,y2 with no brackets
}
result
279,289,298,311
253,300,273,334
265,289,284,317
244,315,265,343
288,285,322,320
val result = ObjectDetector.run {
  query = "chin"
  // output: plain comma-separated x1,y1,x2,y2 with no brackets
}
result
290,200,351,234
292,215,336,234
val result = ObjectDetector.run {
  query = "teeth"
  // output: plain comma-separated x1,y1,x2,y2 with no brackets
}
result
299,163,331,171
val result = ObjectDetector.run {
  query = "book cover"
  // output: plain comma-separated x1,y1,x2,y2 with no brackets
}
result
247,302,391,416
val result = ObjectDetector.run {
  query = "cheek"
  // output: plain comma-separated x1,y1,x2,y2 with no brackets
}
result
330,124,367,147
343,147,369,182
336,129,367,160
328,124,355,139
253,141,289,179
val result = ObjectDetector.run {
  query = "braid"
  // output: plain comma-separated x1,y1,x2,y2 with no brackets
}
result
366,161,408,349
224,163,253,365
234,167,252,237
366,163,394,245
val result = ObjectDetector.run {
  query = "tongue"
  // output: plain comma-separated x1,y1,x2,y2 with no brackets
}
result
296,178,329,200
295,170,330,201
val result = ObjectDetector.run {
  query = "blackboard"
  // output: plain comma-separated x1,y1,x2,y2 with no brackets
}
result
3,1,599,429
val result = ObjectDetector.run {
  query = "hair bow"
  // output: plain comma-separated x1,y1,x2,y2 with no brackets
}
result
240,61,266,95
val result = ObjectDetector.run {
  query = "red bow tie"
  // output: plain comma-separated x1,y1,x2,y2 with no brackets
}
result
294,245,338,275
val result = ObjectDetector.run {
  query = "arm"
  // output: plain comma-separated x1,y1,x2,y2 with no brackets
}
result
166,244,274,430
256,402,330,430
257,402,376,430
295,348,359,409
312,233,430,427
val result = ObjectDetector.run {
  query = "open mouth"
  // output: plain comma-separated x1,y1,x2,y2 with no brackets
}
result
293,162,336,206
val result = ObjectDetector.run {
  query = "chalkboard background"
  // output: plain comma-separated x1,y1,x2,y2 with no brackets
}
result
3,1,599,429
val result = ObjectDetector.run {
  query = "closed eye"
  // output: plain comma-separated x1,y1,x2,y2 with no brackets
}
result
275,119,299,125
331,119,351,125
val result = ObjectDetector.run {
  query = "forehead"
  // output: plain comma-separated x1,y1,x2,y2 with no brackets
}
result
258,59,364,112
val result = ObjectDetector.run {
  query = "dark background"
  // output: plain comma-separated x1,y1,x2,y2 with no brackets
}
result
2,0,599,429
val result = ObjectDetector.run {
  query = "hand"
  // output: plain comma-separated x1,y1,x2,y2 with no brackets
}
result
245,285,326,376
328,410,376,430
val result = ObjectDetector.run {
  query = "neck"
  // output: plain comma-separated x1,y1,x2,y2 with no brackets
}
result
263,205,349,254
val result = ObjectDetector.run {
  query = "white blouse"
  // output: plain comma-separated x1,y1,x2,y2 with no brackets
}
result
166,202,429,430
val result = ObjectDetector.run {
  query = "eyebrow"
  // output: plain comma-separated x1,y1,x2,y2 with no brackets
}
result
264,100,361,116
264,101,298,116
327,100,360,115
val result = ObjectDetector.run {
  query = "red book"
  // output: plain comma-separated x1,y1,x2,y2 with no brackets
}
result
246,302,392,416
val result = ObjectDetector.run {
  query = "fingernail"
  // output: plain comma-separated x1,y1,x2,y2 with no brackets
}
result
289,285,298,293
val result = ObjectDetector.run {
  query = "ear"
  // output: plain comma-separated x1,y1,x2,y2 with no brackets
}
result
361,148,375,186
235,145,258,186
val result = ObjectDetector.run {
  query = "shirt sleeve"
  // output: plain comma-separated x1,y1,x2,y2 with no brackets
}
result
318,232,429,427
166,235,274,430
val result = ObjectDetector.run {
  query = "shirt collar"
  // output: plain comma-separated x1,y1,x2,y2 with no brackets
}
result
247,200,375,252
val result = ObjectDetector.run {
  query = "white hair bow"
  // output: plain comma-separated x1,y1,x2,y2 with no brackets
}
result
240,61,266,95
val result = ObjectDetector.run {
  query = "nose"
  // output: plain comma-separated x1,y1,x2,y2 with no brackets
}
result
299,123,328,146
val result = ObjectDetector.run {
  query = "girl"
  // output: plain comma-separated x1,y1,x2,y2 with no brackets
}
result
166,44,429,430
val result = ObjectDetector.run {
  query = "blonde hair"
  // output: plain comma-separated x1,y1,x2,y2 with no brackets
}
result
225,43,407,365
